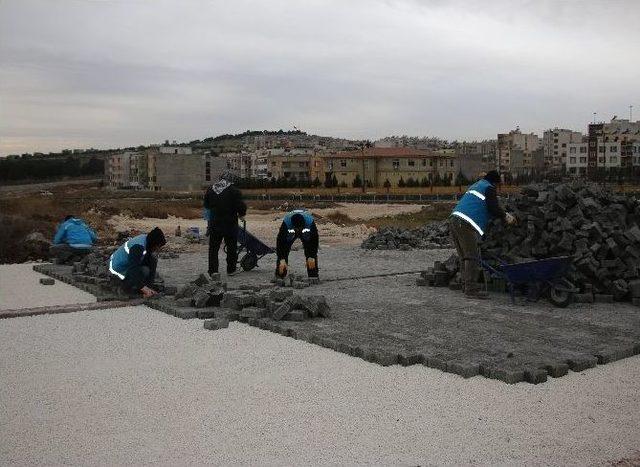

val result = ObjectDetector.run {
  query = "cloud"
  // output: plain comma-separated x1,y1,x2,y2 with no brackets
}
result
1,0,638,155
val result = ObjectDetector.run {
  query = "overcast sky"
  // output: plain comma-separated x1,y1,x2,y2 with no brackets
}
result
1,0,638,156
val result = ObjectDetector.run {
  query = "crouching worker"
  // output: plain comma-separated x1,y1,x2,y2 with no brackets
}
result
449,170,516,299
108,227,166,298
50,215,97,264
275,209,319,280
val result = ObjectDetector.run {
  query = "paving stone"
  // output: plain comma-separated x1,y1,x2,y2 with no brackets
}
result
269,289,294,301
174,309,198,319
544,363,569,378
240,307,265,320
416,277,427,287
523,368,548,384
574,293,594,303
39,278,55,285
425,356,447,372
193,273,210,286
594,294,614,303
483,367,524,384
175,297,193,307
398,354,424,366
376,352,398,366
196,309,216,319
447,361,480,378
283,310,306,321
566,356,598,372
203,318,229,330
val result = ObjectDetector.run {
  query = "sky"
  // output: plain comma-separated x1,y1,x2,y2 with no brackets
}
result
1,0,638,156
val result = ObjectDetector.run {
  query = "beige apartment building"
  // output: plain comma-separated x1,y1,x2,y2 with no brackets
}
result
106,151,147,189
542,128,583,170
497,129,540,175
321,147,457,187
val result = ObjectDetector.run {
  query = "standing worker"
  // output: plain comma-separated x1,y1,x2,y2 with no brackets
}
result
449,170,516,299
275,208,319,280
50,215,98,264
203,171,247,277
108,227,166,298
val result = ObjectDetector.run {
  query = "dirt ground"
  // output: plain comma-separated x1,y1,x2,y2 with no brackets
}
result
106,203,426,250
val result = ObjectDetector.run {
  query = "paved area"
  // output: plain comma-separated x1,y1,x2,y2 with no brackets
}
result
159,247,640,383
1,307,639,465
0,263,95,311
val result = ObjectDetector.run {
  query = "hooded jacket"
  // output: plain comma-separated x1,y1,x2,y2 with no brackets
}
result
203,181,247,232
53,218,97,248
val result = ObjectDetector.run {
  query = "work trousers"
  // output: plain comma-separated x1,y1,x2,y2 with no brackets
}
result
208,226,238,274
122,254,157,293
449,216,481,293
49,244,92,265
276,239,319,278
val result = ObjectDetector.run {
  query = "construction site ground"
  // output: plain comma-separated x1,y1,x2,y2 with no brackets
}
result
1,262,639,465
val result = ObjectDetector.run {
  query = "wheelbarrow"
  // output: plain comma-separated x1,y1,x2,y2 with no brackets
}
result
479,254,578,307
224,220,275,271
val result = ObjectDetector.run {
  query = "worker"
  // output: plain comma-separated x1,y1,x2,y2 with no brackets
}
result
449,170,516,299
50,215,97,264
275,208,319,280
108,227,166,298
203,171,247,277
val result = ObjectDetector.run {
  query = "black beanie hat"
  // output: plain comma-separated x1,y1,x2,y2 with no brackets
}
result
147,227,166,249
484,170,501,185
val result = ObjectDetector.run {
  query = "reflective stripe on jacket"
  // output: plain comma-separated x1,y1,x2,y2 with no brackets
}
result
451,179,493,236
108,234,147,280
283,209,314,243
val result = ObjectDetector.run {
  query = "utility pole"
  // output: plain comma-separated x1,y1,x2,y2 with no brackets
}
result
630,105,633,121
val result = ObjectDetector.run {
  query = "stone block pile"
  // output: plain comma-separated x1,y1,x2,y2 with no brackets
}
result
271,273,320,288
361,221,451,251
481,181,640,302
174,273,226,308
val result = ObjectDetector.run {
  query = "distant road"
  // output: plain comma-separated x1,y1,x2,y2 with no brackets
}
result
0,178,102,194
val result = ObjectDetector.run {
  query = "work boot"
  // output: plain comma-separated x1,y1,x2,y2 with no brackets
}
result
227,269,240,277
465,289,489,300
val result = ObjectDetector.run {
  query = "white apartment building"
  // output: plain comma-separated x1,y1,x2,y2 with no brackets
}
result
596,141,622,168
542,128,583,170
251,151,269,179
565,141,589,176
631,142,640,167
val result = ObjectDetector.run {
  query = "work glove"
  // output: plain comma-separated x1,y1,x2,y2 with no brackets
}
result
505,212,517,225
306,257,316,270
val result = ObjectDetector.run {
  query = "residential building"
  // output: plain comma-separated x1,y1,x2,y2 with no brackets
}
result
250,151,269,179
204,154,227,184
267,153,312,182
566,139,589,176
321,147,456,188
220,152,252,179
496,129,540,175
542,128,583,170
159,146,193,155
106,151,146,189
588,118,640,172
147,149,203,192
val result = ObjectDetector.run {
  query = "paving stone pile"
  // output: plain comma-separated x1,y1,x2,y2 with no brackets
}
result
481,181,640,302
361,221,452,251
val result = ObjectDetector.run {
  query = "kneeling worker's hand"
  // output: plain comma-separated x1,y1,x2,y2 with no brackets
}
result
278,259,287,276
141,286,158,298
505,212,517,225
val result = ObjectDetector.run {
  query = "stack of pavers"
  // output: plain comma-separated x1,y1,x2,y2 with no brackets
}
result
361,221,452,251
418,181,640,304
145,272,331,331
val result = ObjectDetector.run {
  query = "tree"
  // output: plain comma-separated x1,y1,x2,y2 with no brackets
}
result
420,177,429,187
454,171,468,187
383,179,391,193
433,172,442,186
312,176,321,188
331,174,338,188
352,174,362,188
398,177,406,188
339,181,347,188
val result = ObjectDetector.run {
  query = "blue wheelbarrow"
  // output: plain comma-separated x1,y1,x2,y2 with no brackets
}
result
226,220,275,271
479,254,578,307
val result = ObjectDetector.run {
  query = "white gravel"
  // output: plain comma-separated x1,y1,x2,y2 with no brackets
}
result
1,306,639,465
0,263,95,311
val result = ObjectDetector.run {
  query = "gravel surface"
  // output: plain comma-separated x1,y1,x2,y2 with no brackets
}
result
0,263,95,310
1,306,639,465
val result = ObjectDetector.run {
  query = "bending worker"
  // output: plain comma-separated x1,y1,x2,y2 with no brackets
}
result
203,171,247,277
275,208,319,280
108,227,166,298
50,215,97,264
449,170,515,299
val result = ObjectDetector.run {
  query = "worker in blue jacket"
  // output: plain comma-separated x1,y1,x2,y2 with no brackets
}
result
50,215,98,264
275,209,319,279
449,171,516,299
108,227,166,298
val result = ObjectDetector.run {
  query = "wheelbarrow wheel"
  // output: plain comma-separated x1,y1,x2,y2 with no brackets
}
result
548,286,572,308
240,252,258,271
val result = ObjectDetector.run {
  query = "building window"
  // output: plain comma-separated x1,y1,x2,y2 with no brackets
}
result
599,146,605,153
610,156,618,163
408,160,415,167
570,157,576,164
340,160,347,168
561,143,566,148
554,139,558,143
392,159,400,169
570,147,576,154
599,157,605,164
421,159,427,166
554,151,558,155
580,147,587,153
610,146,618,153
580,157,587,163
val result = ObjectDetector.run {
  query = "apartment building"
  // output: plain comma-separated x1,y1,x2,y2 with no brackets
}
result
542,128,583,170
106,151,146,189
565,140,589,176
267,153,312,181
588,118,640,172
496,129,540,175
147,148,203,192
322,147,456,188
220,152,252,179
159,146,193,155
